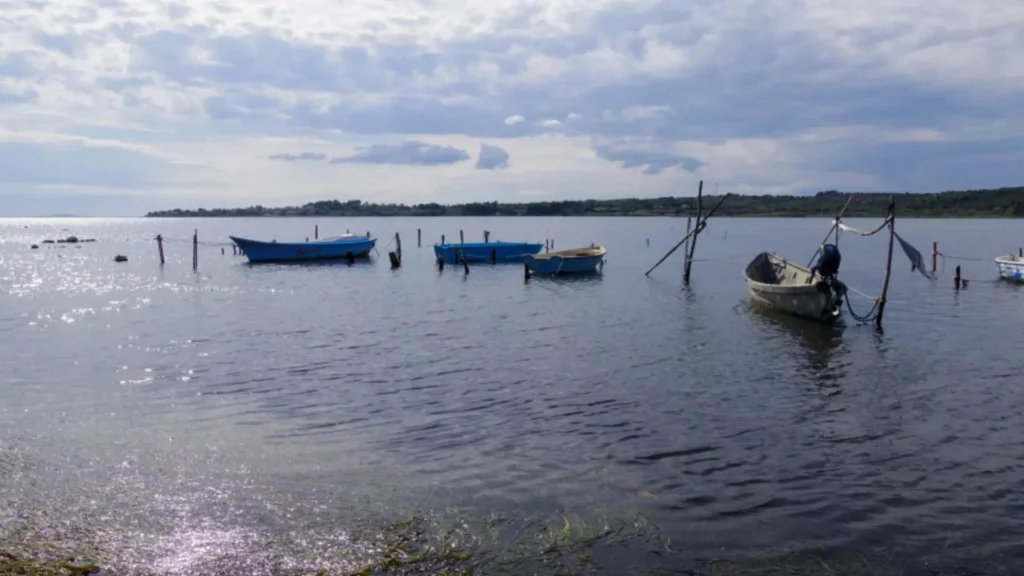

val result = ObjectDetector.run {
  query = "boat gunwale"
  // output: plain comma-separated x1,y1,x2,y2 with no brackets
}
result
526,246,606,261
744,252,828,294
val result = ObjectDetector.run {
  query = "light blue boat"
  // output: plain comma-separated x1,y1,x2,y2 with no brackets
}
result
230,234,376,263
996,254,1024,282
433,241,543,263
525,246,607,275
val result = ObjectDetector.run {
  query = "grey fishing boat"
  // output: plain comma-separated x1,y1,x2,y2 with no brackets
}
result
744,252,845,323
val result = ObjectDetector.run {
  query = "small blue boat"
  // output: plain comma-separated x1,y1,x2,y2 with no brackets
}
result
996,254,1024,282
433,241,543,263
230,234,376,263
525,246,606,275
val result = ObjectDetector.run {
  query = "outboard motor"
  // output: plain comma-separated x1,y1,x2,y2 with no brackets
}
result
814,243,841,279
813,243,846,319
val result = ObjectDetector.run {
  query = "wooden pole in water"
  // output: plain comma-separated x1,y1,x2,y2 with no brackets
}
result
645,193,730,277
484,230,490,243
954,265,962,290
807,195,854,267
315,225,318,240
395,232,402,263
417,229,421,248
875,200,895,330
461,249,469,274
682,201,693,276
460,230,464,244
156,234,165,265
683,181,703,284
192,230,198,272
931,242,938,274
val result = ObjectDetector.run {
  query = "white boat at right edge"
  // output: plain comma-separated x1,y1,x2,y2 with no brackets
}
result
995,253,1024,282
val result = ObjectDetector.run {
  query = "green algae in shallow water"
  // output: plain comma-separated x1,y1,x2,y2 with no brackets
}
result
0,552,99,576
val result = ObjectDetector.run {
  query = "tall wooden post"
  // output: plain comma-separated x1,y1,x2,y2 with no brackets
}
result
192,230,198,272
682,201,693,280
315,225,318,240
484,230,490,243
875,200,895,329
156,234,165,265
417,229,421,247
931,242,937,274
683,180,703,284
395,232,402,263
460,230,464,244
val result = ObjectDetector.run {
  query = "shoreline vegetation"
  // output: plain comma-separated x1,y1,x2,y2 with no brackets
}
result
144,187,1024,218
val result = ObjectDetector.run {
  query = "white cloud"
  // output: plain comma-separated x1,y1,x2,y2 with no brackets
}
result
0,0,1022,214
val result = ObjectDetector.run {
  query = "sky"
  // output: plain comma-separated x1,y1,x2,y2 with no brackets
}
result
0,0,1022,215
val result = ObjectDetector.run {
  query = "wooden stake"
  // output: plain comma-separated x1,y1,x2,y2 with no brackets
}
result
683,181,703,284
395,232,402,263
192,230,198,272
484,230,490,243
875,200,895,330
460,230,464,244
645,193,730,277
808,195,854,267
954,265,962,290
931,242,937,273
156,234,165,265
417,228,421,247
315,225,318,240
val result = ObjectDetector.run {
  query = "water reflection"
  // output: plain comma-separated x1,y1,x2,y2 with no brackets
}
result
746,304,846,387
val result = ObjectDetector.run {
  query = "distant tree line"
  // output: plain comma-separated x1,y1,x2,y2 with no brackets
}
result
145,187,1024,218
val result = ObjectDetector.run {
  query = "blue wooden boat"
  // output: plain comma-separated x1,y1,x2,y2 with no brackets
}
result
230,234,376,263
433,241,543,263
995,254,1024,282
525,246,606,275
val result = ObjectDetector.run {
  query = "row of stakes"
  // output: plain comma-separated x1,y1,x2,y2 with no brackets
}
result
153,227,557,275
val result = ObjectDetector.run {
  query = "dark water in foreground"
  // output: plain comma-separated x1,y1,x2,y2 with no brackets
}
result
2,216,1023,574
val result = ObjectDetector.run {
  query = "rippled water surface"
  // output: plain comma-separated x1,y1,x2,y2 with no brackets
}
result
2,216,1023,574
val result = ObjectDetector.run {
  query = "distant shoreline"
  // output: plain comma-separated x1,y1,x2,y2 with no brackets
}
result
144,187,1024,219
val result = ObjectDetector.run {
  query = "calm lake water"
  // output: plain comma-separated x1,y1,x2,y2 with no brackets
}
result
1,216,1023,575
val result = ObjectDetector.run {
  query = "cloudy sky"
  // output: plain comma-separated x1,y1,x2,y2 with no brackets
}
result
0,0,1021,215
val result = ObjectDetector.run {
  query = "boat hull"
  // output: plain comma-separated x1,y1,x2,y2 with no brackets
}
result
525,247,606,275
745,252,840,323
433,242,543,263
230,236,376,263
996,255,1024,282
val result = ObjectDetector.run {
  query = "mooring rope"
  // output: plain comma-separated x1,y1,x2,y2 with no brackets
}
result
845,295,880,323
837,216,893,237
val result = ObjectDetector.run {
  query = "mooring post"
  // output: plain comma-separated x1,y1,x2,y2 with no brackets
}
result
645,193,730,277
315,225,318,240
442,234,445,244
437,253,444,271
484,230,490,243
545,239,550,253
932,242,938,274
954,265,962,290
875,200,895,329
462,249,469,274
683,180,704,284
156,234,165,265
417,229,421,248
683,201,693,275
395,232,402,263
192,230,199,272
460,230,464,244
